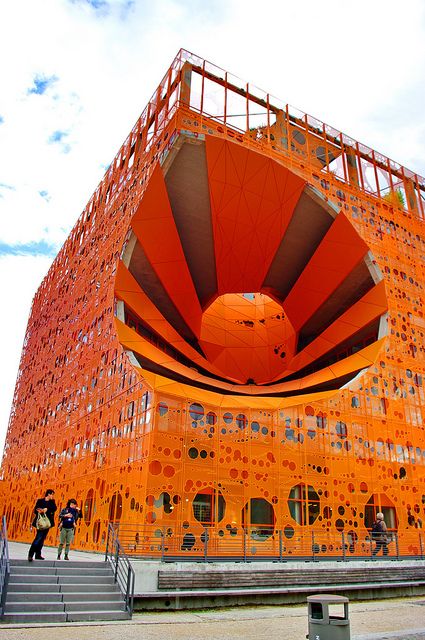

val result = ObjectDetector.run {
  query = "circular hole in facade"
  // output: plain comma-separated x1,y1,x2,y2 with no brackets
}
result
181,533,196,550
189,403,204,421
157,402,168,416
284,525,295,539
292,129,306,145
206,411,217,425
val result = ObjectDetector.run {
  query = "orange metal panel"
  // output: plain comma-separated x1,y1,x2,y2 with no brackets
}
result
284,213,370,331
285,280,388,374
115,260,229,379
199,292,296,384
131,164,203,337
206,136,305,294
140,368,338,410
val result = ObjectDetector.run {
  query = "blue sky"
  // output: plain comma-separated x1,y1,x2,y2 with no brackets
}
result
0,240,57,258
27,74,58,96
0,0,425,453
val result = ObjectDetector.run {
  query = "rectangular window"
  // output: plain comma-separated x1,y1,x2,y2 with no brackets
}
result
193,494,212,524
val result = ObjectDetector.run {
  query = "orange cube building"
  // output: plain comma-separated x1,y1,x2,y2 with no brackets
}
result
2,50,425,559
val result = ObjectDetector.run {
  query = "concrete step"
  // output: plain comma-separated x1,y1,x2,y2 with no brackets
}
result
5,600,125,614
6,590,123,603
4,557,130,623
10,566,111,577
65,601,125,612
58,575,115,585
54,561,106,568
67,610,130,622
64,591,123,602
3,612,67,624
6,592,63,602
10,559,105,569
8,582,119,594
60,583,120,593
5,602,66,613
57,568,111,576
11,560,56,568
10,574,115,585
9,574,58,584
7,583,61,593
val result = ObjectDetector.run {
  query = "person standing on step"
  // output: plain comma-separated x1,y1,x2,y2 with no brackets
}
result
371,511,389,556
28,489,57,561
57,499,81,560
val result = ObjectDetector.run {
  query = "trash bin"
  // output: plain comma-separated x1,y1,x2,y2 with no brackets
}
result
307,594,350,640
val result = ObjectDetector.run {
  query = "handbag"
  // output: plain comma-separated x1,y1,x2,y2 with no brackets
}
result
36,513,51,530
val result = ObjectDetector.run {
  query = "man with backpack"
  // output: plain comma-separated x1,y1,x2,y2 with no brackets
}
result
371,512,389,556
57,499,81,560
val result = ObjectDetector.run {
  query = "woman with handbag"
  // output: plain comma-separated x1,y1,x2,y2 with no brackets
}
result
28,489,57,561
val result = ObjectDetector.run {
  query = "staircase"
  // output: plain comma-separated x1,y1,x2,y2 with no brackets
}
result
2,559,131,623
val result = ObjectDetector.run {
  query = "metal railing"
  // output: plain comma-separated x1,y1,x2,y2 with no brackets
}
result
104,523,424,563
105,523,135,616
0,516,10,617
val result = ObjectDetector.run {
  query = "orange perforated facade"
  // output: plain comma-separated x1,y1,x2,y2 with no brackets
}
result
1,50,425,559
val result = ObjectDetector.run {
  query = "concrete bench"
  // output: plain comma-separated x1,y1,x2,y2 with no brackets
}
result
157,566,425,591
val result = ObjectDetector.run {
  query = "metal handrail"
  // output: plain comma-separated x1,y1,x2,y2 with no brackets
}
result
0,516,10,618
100,523,424,563
105,523,135,616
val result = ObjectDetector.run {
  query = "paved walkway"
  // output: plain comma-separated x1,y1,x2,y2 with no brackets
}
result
6,540,103,562
2,542,425,639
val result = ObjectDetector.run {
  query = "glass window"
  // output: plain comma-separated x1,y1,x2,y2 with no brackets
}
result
288,483,320,525
108,492,123,522
364,493,397,530
242,498,275,540
84,488,94,525
193,490,225,526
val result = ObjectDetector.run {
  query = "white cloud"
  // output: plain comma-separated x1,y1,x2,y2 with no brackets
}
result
0,0,425,452
0,255,53,456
